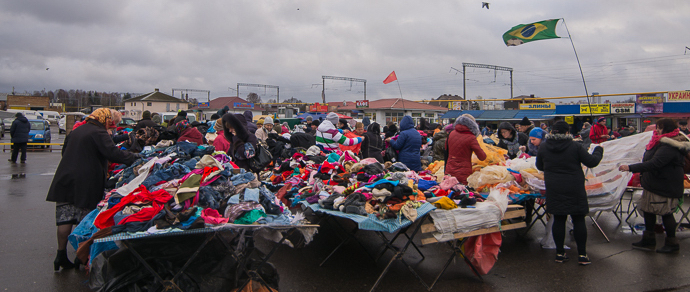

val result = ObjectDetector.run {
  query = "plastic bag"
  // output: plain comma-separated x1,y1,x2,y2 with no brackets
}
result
472,136,507,170
466,165,514,189
463,232,502,275
505,157,536,172
520,169,545,191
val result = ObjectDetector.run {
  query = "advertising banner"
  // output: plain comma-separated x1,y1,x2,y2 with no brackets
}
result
610,103,635,114
635,94,663,114
233,102,254,109
668,91,690,102
580,104,611,115
197,102,210,108
309,103,328,112
356,100,369,108
518,103,555,110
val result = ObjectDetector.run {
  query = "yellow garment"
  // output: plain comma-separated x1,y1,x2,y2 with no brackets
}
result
86,108,113,127
432,196,458,210
472,136,507,170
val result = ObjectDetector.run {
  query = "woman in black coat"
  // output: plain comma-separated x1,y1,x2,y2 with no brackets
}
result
497,122,528,159
223,113,258,172
361,122,384,162
46,108,138,270
536,121,603,265
620,119,688,253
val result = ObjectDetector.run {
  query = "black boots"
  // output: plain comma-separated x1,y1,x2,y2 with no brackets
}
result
656,237,680,253
632,231,656,251
53,250,75,271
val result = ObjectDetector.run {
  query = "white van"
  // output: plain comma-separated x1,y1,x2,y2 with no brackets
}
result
159,112,197,126
38,111,60,123
5,109,43,120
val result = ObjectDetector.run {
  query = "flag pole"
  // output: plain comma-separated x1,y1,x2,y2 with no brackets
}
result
396,79,406,111
561,18,594,120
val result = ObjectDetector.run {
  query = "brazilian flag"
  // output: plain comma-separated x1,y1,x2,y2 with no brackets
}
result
502,19,560,46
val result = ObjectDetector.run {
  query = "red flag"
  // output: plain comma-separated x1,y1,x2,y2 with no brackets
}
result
383,71,397,84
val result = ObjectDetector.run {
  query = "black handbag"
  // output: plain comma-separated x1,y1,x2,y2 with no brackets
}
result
250,143,273,172
383,146,397,162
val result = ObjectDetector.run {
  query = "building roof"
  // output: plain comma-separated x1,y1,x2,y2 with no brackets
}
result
336,98,447,111
127,89,187,103
429,94,463,108
189,96,265,111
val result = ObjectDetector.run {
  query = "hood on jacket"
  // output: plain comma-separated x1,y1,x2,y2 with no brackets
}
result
362,117,371,127
400,116,414,131
223,113,249,142
316,119,336,134
15,116,28,123
453,115,480,136
367,122,381,135
543,133,573,153
497,122,518,139
660,135,690,151
243,110,253,123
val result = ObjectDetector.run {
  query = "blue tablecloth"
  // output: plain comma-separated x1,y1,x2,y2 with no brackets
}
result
303,202,436,233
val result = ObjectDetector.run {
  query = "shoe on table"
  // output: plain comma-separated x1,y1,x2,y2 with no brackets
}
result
555,253,569,263
578,255,591,265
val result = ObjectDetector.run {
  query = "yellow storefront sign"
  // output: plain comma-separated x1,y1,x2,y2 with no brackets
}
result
579,104,610,115
564,116,574,124
518,103,556,110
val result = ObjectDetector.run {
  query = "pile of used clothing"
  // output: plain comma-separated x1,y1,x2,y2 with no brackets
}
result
259,148,476,222
71,140,305,265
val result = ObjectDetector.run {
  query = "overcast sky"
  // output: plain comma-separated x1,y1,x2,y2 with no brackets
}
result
1,0,688,104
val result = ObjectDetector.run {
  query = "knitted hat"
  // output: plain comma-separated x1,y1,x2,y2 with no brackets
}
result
326,112,339,125
597,117,606,123
529,128,545,139
142,110,151,119
177,110,187,117
551,121,570,134
306,115,313,122
444,124,454,133
214,118,223,132
264,116,274,125
519,116,531,126
257,119,264,126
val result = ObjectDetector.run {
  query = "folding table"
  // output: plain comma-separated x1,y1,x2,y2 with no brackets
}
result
94,224,318,291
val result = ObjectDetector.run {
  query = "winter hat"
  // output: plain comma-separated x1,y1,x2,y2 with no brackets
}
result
326,112,339,125
256,119,264,126
142,110,151,119
461,113,476,123
306,115,313,122
529,128,545,139
263,116,274,125
444,124,454,133
597,117,606,123
551,121,570,134
177,110,188,118
214,118,224,132
519,116,531,126
306,145,321,156
14,112,23,118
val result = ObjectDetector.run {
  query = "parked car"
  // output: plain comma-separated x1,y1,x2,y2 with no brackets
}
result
58,113,86,134
119,117,136,128
160,112,197,127
28,119,52,148
3,118,13,133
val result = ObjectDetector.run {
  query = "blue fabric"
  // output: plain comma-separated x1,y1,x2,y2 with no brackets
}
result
141,163,191,188
183,158,198,170
365,179,400,188
228,194,241,204
176,141,198,155
198,186,223,210
68,209,100,251
303,202,436,233
389,116,422,171
231,172,255,186
257,214,292,225
244,188,260,203
417,179,438,191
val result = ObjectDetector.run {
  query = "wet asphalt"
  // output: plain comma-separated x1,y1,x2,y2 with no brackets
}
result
1,126,690,291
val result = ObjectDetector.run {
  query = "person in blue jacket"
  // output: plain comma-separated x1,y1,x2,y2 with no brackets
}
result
386,115,422,171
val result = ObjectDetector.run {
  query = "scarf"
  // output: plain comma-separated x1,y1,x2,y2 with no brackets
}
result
501,134,520,156
646,128,680,150
175,120,189,133
86,108,112,129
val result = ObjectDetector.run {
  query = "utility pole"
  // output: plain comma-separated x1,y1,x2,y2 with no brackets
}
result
461,62,513,100
321,75,367,102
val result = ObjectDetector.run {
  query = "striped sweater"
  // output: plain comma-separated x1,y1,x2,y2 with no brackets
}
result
315,121,363,151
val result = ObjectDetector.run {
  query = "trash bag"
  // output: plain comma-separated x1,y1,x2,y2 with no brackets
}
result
463,232,502,275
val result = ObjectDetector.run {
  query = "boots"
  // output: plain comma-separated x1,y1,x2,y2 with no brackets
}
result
632,231,656,251
53,250,75,271
656,237,680,253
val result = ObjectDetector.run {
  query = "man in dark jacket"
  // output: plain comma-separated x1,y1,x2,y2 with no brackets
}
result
518,117,534,135
361,122,384,162
46,108,138,270
133,110,157,131
9,112,30,163
243,110,258,134
537,121,603,264
387,116,422,171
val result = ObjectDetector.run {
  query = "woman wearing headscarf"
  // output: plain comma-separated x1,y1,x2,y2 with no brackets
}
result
212,118,231,153
223,113,258,171
362,122,384,162
497,122,528,159
176,120,204,145
281,122,290,134
46,108,138,271
620,119,689,253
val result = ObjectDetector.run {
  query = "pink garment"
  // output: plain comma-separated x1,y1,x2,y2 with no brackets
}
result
213,131,232,153
201,208,229,225
646,128,680,150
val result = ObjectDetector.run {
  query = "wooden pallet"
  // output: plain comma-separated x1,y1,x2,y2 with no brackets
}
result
420,204,526,245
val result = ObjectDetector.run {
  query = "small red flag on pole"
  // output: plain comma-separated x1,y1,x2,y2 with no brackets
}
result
383,71,397,84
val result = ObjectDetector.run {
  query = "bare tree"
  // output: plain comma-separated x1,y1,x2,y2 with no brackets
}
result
246,92,261,104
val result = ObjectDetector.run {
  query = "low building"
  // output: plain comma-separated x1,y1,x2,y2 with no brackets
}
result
123,89,189,120
189,96,265,120
7,95,50,110
335,98,447,125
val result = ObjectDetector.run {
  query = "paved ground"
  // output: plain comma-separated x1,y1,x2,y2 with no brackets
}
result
1,127,690,291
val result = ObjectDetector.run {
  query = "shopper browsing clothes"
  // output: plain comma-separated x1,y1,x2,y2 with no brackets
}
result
619,119,689,253
444,114,486,184
46,108,139,270
8,112,30,164
536,121,603,265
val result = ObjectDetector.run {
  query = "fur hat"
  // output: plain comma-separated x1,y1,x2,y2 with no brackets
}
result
327,112,339,125
551,121,570,134
519,116,531,126
263,116,274,125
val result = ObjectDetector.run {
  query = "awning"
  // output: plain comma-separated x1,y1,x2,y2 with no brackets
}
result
514,110,556,121
649,113,690,118
459,110,485,118
351,110,363,114
475,110,520,121
440,110,462,119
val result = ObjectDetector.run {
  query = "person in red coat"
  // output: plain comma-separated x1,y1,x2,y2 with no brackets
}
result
444,114,487,184
589,117,610,144
176,120,205,145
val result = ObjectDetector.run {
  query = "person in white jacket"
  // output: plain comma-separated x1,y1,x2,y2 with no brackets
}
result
315,112,362,152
